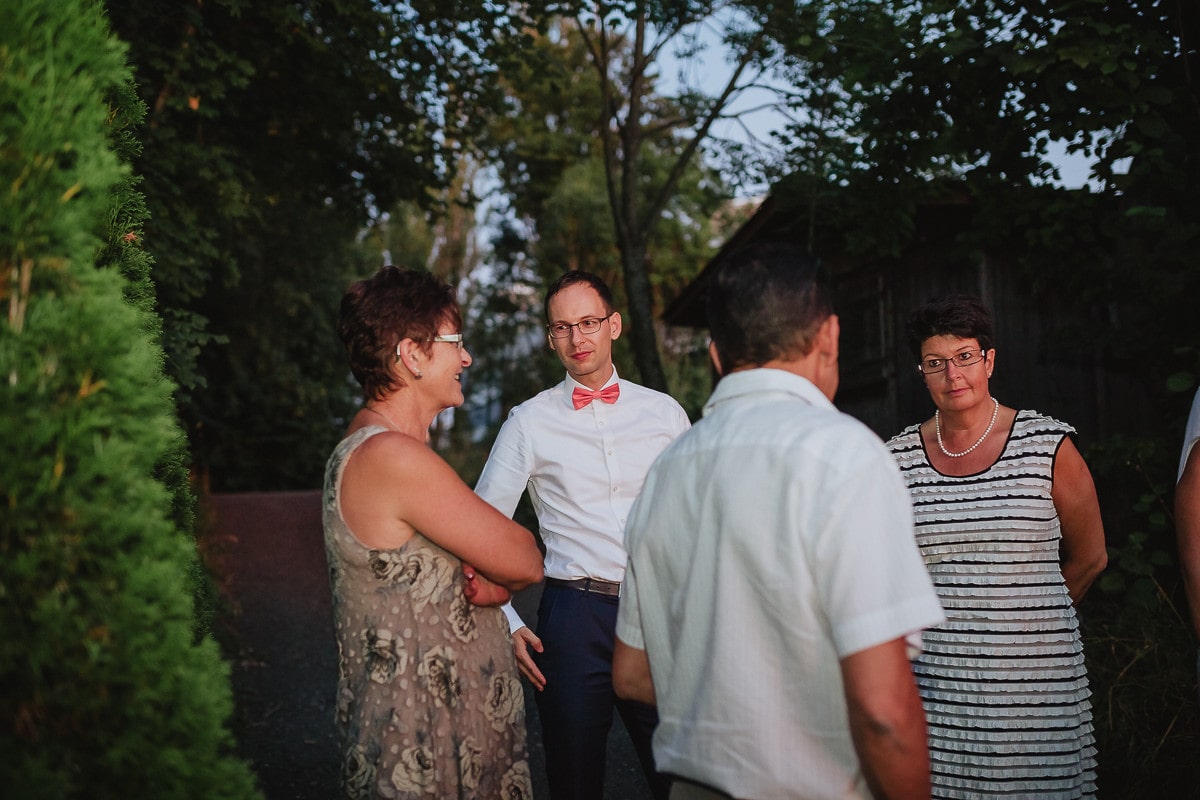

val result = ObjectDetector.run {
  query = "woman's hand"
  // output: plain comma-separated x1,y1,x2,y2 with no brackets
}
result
462,562,512,607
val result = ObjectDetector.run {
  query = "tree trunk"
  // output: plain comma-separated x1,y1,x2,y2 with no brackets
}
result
619,238,668,391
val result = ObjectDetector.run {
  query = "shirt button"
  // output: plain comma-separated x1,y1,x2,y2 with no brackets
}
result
607,449,613,455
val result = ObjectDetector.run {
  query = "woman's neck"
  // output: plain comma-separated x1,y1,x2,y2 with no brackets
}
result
362,394,435,440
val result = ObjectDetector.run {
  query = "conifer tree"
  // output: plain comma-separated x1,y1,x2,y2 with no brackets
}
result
0,1,260,795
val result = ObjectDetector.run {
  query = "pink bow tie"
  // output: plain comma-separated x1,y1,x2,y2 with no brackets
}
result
572,384,620,410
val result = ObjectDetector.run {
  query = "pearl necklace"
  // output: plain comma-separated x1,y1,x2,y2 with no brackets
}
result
935,397,999,458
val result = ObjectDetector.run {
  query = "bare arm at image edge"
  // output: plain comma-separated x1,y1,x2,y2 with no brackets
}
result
1177,445,1200,639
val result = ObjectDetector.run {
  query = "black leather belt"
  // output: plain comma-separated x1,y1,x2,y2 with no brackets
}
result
545,577,622,597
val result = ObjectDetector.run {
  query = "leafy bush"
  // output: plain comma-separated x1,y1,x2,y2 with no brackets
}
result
0,0,259,795
1084,433,1200,796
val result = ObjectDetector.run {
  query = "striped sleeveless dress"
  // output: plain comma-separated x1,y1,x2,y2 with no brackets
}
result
887,410,1097,799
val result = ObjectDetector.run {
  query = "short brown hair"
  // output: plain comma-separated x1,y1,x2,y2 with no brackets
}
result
544,270,616,322
905,294,994,361
337,266,461,400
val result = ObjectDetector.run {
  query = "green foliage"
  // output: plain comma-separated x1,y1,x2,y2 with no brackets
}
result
767,1,1199,270
1086,437,1177,622
98,73,218,634
481,6,767,391
358,201,440,278
479,21,736,407
1,268,258,798
94,69,199,555
459,253,564,427
539,159,623,281
1081,597,1198,797
102,0,525,490
1101,529,1176,612
1072,429,1198,794
1,0,258,794
1,0,127,304
485,20,608,225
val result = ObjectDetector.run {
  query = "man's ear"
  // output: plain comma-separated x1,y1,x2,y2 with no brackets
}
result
608,311,622,340
814,314,840,401
818,314,840,357
708,341,724,376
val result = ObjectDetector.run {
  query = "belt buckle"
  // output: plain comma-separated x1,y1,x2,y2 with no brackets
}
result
583,577,620,597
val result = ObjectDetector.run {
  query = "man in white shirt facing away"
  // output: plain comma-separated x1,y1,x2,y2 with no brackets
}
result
612,241,945,800
475,270,690,800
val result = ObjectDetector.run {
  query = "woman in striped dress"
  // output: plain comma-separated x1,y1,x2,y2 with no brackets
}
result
887,294,1108,799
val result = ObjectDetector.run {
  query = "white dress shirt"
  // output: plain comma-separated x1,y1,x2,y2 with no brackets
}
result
616,368,944,799
476,370,690,631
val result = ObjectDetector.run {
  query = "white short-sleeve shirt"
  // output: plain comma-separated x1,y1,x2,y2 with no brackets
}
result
616,368,944,799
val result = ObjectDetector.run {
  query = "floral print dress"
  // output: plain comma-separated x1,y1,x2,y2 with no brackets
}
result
323,426,532,799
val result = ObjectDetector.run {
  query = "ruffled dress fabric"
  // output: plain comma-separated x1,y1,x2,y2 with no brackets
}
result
888,411,1097,799
323,426,532,799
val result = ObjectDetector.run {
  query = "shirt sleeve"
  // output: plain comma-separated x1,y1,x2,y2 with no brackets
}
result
475,411,532,518
476,412,537,633
501,602,525,633
614,557,645,649
808,437,944,659
670,400,691,437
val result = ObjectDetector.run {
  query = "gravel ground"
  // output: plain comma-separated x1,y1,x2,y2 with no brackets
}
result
203,490,653,800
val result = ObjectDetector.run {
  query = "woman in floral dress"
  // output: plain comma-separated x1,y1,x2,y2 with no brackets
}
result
324,266,544,799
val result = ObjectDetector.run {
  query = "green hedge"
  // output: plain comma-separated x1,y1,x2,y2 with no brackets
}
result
1,1,259,796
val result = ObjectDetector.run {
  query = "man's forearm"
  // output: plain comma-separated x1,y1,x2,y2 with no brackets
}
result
849,702,930,800
612,638,656,705
842,641,931,800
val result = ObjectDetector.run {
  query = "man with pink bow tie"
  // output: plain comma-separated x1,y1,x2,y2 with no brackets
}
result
476,270,690,800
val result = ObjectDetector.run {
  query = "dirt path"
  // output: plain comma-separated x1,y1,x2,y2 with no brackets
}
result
202,490,651,800
203,491,340,800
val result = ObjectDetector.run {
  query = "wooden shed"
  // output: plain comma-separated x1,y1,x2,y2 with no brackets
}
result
663,187,1148,445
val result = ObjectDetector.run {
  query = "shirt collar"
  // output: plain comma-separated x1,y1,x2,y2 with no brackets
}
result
702,368,832,418
561,369,619,393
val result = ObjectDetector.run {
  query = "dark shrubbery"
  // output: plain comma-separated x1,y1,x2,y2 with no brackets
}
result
1084,435,1200,796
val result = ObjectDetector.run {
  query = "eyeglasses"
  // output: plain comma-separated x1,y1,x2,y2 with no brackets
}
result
547,314,612,339
917,349,988,374
427,333,464,349
394,333,464,361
